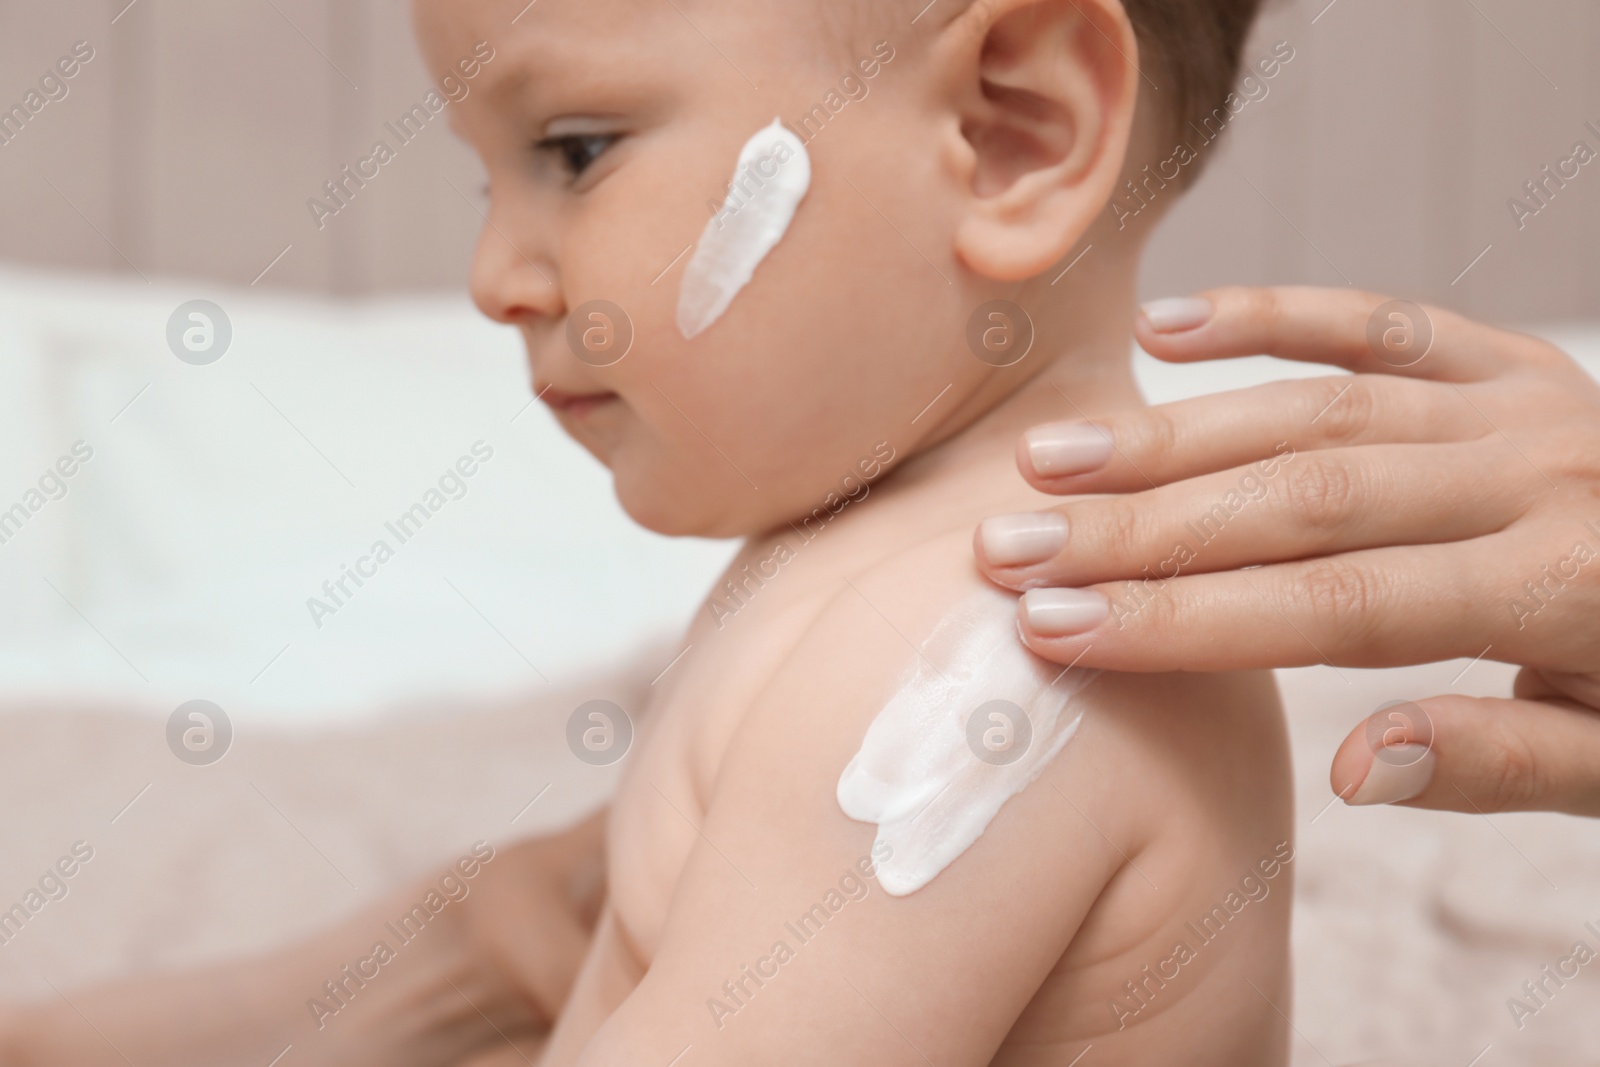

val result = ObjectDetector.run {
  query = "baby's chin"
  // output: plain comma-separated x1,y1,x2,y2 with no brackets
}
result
554,407,708,531
613,484,726,539
600,440,702,534
608,450,782,540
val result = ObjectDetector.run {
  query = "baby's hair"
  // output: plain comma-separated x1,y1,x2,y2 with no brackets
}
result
833,0,1266,188
1121,0,1265,183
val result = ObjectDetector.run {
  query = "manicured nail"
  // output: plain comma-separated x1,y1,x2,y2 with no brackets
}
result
978,512,1067,568
1023,421,1114,478
1345,745,1436,806
1021,588,1109,637
1140,296,1213,333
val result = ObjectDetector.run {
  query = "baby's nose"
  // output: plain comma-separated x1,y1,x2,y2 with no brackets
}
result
469,215,562,326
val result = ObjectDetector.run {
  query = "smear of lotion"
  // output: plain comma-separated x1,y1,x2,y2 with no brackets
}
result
837,587,1097,896
677,118,810,339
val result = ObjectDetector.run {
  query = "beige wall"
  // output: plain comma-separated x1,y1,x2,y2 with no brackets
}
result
2,0,1596,322
1141,0,1600,325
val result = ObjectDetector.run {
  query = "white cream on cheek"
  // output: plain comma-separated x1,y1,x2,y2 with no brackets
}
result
837,587,1096,896
677,118,810,340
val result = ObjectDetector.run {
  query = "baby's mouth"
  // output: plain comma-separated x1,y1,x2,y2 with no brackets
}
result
540,386,620,419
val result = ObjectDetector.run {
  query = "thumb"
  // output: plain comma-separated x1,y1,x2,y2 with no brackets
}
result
1330,693,1600,818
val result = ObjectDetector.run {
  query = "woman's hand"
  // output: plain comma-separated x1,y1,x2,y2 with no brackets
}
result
973,286,1600,817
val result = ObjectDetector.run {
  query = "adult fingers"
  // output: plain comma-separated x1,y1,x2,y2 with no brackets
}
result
1328,689,1600,818
1533,669,1600,710
979,441,1531,590
1133,286,1523,383
1012,540,1507,672
1020,373,1494,496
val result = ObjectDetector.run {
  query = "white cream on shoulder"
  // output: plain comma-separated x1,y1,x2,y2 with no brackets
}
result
837,587,1096,896
677,118,810,340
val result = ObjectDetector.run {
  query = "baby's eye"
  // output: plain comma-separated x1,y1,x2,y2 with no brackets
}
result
536,133,619,178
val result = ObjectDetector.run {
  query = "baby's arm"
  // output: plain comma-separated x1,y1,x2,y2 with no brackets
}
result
550,577,1147,1066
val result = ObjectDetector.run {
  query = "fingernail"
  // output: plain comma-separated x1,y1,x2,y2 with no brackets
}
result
1345,745,1436,806
1140,296,1213,333
1023,421,1114,478
1021,588,1109,637
978,512,1068,568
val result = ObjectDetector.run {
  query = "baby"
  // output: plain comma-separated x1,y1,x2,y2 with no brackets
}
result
418,0,1296,1063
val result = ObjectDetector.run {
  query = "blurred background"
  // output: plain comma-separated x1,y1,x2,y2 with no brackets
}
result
4,0,1596,308
1,0,1598,1064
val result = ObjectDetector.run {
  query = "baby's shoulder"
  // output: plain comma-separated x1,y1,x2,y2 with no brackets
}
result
758,522,1290,849
665,523,1294,1053
770,519,1282,742
819,523,1017,642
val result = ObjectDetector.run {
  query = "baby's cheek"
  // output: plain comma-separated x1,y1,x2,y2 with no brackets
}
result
676,120,810,340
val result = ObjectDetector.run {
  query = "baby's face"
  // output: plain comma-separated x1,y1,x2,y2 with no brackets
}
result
416,0,998,537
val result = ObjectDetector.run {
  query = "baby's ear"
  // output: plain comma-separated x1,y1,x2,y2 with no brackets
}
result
941,0,1139,281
